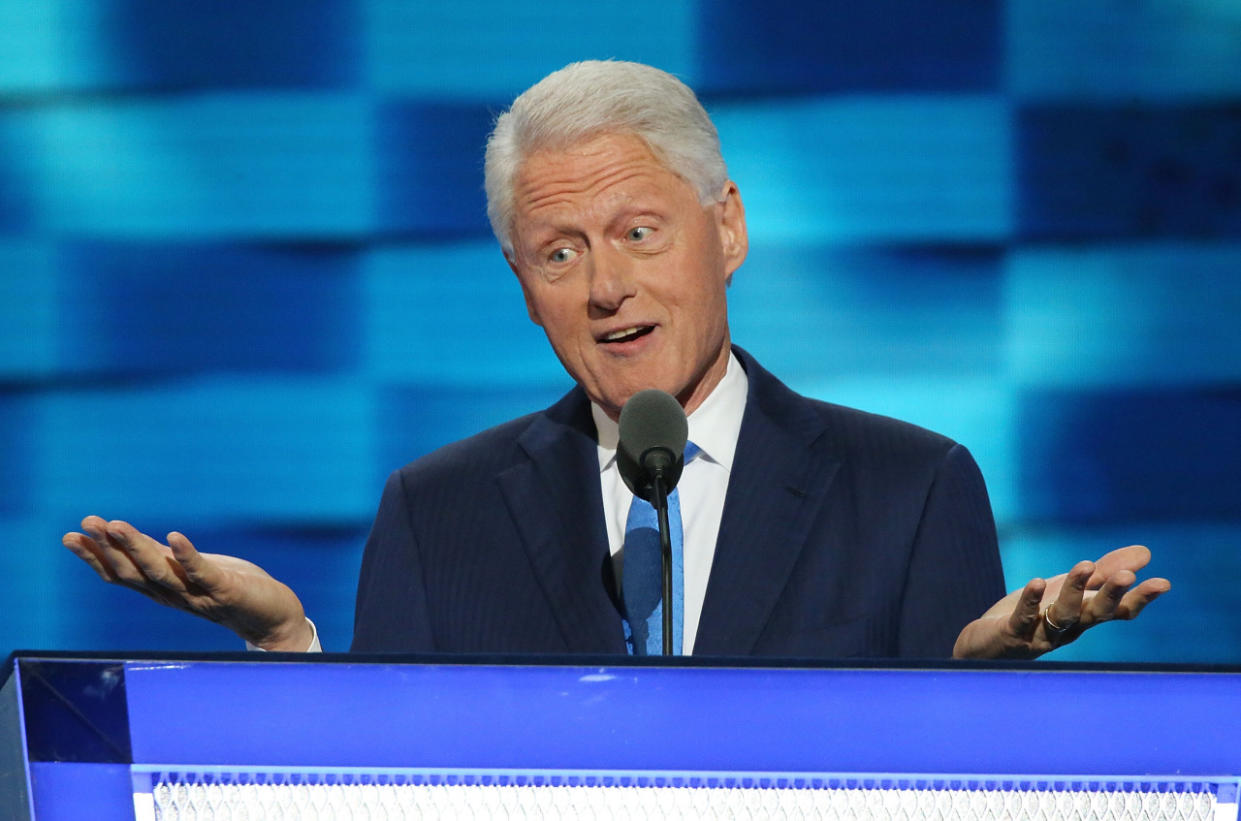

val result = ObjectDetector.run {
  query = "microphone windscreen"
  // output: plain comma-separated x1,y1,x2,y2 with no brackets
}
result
617,389,688,500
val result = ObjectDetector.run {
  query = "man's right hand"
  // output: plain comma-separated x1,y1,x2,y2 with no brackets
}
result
62,515,313,651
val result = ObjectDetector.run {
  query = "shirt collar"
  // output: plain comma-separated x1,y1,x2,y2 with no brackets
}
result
592,350,749,473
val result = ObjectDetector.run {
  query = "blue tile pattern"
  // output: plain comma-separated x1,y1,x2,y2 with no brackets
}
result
2,0,1237,661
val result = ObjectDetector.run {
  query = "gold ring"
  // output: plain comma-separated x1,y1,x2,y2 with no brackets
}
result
1042,604,1074,640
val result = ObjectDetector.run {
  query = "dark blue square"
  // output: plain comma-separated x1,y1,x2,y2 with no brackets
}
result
0,119,35,231
375,102,497,238
1017,388,1241,522
0,394,34,513
102,0,360,89
62,241,361,375
697,1,1000,93
1018,106,1241,239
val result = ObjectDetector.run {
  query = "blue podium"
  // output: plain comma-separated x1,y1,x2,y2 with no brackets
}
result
4,652,1240,819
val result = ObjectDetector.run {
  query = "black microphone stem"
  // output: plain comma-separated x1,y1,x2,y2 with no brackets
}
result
651,472,673,656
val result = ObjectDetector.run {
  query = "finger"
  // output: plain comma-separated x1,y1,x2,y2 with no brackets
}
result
81,515,124,557
167,531,219,590
106,520,188,591
1007,578,1046,639
1049,561,1094,626
66,528,181,608
62,532,120,583
1039,571,1068,605
80,515,111,536
1114,577,1171,620
1087,545,1151,588
977,585,1022,620
1084,570,1136,624
78,519,154,586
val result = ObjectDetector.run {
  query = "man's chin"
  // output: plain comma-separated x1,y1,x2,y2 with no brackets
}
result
586,384,662,421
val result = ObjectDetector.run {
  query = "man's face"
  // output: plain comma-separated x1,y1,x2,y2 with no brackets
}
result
506,132,748,420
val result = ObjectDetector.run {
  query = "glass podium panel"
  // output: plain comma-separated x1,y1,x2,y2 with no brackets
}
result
5,653,1240,820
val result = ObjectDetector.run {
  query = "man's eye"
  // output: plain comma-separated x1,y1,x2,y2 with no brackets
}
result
548,247,578,264
627,226,653,242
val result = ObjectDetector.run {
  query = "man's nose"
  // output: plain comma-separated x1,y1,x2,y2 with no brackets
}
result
587,246,636,314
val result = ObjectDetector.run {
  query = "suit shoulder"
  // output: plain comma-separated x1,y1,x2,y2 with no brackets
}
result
387,386,593,486
807,397,960,461
737,346,963,466
391,410,543,485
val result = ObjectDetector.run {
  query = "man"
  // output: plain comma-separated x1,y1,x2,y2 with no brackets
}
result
63,61,1169,659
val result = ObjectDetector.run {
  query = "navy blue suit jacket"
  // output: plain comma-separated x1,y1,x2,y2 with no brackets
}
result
352,348,1005,658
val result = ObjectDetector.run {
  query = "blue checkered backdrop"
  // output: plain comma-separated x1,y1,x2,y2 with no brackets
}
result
2,1,1238,660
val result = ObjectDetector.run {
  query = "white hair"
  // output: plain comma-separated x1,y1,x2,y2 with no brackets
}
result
484,60,729,255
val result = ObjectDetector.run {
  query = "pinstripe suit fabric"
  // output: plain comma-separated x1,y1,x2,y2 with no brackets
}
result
352,347,1005,658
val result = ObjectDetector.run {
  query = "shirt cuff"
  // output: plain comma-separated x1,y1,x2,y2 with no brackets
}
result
244,617,322,653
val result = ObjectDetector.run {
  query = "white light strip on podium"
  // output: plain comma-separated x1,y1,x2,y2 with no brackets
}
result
131,770,1238,821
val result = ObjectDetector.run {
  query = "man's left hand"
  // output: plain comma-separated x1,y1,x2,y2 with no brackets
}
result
953,545,1171,659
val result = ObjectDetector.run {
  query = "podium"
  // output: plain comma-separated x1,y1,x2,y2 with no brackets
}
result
4,652,1241,819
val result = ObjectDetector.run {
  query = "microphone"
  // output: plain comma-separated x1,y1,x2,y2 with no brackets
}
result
617,389,688,656
617,388,689,501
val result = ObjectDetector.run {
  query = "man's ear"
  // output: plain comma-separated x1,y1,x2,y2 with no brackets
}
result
506,252,544,327
716,182,749,284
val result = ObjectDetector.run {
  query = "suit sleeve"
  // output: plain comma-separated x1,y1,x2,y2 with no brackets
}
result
351,469,436,652
896,443,1006,658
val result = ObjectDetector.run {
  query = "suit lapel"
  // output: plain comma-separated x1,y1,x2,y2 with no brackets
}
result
497,391,628,653
694,352,841,655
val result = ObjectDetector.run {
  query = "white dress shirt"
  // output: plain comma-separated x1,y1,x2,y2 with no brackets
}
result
592,352,749,654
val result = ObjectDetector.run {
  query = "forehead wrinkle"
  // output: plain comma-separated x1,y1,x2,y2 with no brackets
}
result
514,137,681,236
519,162,660,218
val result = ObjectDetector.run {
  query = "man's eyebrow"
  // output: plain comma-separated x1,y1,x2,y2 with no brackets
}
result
603,202,665,233
525,221,580,246
523,200,663,241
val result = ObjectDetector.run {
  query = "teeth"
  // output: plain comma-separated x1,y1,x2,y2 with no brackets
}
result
604,326,644,341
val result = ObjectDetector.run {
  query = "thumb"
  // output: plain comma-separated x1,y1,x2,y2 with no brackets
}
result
167,532,217,587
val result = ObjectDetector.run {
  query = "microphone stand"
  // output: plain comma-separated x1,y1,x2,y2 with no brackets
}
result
650,471,673,656
617,389,688,657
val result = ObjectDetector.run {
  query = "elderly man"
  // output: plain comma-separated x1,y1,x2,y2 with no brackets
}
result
63,61,1168,659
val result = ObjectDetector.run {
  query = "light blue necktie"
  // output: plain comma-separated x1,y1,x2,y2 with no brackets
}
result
622,442,699,655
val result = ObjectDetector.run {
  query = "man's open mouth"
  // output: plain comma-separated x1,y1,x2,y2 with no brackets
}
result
599,325,655,344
